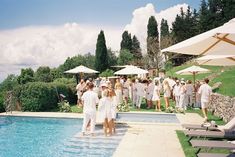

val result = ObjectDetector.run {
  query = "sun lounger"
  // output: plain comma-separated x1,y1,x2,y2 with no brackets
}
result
190,140,235,155
197,153,235,157
184,130,235,142
182,117,235,131
182,124,219,131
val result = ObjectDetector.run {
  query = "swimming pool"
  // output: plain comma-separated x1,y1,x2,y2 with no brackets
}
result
0,116,126,157
116,113,180,123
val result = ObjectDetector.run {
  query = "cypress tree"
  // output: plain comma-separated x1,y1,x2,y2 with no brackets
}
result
95,30,108,72
120,30,132,51
160,19,169,38
147,16,161,69
131,35,142,60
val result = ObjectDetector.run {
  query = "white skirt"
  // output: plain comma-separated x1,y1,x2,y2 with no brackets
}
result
115,89,123,104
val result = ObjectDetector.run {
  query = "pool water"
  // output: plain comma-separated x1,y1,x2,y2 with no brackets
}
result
0,116,126,157
117,113,180,123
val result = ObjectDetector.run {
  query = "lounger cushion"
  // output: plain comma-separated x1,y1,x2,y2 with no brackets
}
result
198,153,235,157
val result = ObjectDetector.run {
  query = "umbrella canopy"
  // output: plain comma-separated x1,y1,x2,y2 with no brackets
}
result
196,55,235,66
176,66,210,75
114,65,149,75
176,65,210,106
162,18,235,55
64,65,99,74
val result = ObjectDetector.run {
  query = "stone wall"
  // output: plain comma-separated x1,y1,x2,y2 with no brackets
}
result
209,93,235,122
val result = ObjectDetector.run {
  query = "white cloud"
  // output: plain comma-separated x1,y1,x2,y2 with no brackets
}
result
125,3,188,52
0,3,188,82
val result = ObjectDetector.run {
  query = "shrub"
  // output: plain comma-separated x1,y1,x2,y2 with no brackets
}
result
20,82,57,111
19,82,76,111
58,101,71,112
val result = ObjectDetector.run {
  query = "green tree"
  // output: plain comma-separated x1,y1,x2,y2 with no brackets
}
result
83,53,96,69
120,30,132,51
0,74,19,92
171,7,199,65
147,16,159,38
35,66,52,82
95,30,108,72
199,0,210,32
99,69,114,77
131,35,142,60
17,68,34,84
107,48,117,67
160,19,169,37
117,49,134,65
147,16,161,69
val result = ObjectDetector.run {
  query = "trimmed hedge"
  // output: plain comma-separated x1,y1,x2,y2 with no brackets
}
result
19,82,76,111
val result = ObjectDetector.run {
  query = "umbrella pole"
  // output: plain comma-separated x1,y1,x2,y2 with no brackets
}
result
76,74,79,84
193,72,196,108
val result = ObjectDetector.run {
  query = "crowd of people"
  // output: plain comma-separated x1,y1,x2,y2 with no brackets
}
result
76,76,212,136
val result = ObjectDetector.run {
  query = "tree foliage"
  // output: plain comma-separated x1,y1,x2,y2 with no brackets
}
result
35,66,53,82
120,31,132,51
99,69,114,77
117,49,134,65
131,35,142,60
95,30,108,72
147,16,161,69
107,48,118,67
17,68,34,84
147,16,159,38
199,0,235,33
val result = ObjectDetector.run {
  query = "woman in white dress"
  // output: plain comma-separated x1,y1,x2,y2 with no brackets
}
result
179,81,187,111
152,80,161,111
114,78,123,105
109,89,117,133
98,90,112,136
163,80,171,109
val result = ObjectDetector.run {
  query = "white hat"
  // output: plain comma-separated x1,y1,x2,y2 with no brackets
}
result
181,81,185,84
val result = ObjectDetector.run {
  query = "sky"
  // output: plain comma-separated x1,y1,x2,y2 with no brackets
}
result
0,0,201,82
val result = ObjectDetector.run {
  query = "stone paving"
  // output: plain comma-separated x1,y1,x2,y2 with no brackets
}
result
0,111,204,157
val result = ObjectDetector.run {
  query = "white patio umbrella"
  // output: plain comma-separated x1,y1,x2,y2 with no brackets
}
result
162,18,235,56
64,65,99,83
176,65,210,105
64,65,99,74
114,65,149,75
196,55,235,66
176,66,210,75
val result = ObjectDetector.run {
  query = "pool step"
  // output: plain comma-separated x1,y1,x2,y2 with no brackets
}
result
63,125,128,156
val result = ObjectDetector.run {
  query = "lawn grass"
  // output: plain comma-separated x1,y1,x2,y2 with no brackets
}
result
210,67,235,97
70,104,83,113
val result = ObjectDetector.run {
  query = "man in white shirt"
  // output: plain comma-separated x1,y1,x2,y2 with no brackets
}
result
81,83,99,136
186,80,194,108
198,78,212,122
136,79,146,109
